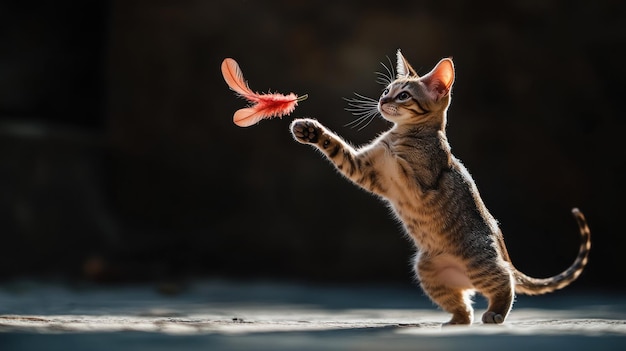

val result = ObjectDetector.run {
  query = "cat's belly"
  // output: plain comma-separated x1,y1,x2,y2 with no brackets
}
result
392,207,452,252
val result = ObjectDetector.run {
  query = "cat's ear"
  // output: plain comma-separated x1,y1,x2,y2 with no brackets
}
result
396,49,418,78
422,58,454,100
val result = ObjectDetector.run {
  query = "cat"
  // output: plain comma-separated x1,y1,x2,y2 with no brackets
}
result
289,49,591,325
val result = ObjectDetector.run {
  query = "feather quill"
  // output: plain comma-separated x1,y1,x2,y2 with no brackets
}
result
221,58,307,127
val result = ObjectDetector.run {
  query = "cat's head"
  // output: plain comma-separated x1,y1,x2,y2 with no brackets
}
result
378,50,455,129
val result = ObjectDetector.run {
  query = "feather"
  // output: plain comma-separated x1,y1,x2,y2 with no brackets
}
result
221,58,307,127
221,58,253,96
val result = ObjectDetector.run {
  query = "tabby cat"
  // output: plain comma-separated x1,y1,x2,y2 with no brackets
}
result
290,50,591,325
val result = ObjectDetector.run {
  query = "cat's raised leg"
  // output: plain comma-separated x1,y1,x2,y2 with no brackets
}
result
290,118,336,149
291,118,390,196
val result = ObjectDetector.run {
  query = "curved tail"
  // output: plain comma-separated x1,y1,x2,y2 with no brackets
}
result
514,208,591,295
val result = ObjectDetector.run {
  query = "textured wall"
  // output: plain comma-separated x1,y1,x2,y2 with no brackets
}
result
0,1,624,289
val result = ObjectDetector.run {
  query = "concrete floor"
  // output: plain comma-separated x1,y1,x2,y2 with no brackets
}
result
0,279,625,350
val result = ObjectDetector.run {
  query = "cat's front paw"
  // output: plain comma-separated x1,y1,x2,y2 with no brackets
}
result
290,118,322,144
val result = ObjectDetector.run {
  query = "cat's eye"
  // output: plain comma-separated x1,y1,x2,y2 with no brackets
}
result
382,88,390,96
396,91,411,101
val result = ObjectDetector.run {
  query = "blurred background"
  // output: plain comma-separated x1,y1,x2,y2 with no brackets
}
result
0,0,624,292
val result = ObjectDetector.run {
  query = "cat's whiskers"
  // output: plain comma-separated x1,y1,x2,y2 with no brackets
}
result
375,57,395,86
375,72,392,86
343,57,395,131
343,93,380,130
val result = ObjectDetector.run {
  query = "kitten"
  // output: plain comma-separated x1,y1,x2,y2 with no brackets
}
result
290,50,591,325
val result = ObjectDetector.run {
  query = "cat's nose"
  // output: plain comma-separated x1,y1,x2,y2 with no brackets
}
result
380,96,392,104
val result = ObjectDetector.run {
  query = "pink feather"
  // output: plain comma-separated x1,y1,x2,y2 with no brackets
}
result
221,58,307,127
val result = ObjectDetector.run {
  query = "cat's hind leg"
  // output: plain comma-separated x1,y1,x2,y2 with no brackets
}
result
416,256,475,325
470,263,514,324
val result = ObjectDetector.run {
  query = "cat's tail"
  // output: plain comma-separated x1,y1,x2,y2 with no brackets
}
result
513,208,591,296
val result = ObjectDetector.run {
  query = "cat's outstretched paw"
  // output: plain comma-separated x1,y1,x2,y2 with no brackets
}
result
481,311,505,324
291,118,322,144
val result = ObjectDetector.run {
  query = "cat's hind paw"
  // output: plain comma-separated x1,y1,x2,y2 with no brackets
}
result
291,118,322,144
481,311,505,324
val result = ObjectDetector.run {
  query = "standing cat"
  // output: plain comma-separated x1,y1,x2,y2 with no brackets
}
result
290,50,591,325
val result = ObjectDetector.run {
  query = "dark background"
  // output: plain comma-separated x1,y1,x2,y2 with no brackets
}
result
0,0,624,292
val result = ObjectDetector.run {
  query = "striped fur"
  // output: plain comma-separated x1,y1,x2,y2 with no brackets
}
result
290,50,591,325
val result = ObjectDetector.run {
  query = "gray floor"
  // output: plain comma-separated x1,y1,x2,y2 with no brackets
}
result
1,279,625,350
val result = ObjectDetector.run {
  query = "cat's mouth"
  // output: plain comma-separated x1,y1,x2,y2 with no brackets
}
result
379,103,399,116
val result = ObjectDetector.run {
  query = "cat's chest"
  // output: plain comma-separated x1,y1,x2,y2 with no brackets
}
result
377,154,421,201
381,149,433,199
374,134,451,206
